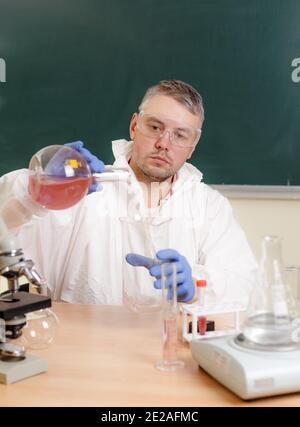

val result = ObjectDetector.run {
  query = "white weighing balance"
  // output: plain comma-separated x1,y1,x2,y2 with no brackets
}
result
191,331,300,400
191,236,300,400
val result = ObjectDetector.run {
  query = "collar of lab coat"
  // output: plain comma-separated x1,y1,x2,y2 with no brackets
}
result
111,139,203,189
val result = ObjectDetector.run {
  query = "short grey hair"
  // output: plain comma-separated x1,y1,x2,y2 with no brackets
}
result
138,79,204,122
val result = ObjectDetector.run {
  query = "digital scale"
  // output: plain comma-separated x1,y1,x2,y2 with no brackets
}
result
191,334,300,400
188,234,300,400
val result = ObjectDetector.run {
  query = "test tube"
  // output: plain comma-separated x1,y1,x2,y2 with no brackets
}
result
197,279,207,336
155,262,184,372
196,279,206,306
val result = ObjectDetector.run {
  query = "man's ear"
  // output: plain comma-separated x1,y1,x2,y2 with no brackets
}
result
187,145,196,160
187,133,202,159
187,122,202,159
129,112,138,140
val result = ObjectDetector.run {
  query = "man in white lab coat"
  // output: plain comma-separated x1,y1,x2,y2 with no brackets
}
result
0,80,258,306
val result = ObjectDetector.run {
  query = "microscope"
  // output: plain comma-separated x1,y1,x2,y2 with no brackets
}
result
0,216,51,384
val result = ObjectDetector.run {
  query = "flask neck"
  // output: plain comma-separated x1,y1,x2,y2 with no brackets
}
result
260,236,284,286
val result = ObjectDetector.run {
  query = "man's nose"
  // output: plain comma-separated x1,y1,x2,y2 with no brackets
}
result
155,130,172,150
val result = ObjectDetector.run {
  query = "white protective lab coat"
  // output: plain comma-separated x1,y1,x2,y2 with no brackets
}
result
0,139,258,305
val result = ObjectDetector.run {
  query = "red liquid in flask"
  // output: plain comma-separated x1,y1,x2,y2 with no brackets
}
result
28,175,91,210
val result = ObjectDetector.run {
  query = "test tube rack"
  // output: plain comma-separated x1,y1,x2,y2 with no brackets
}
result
181,302,246,342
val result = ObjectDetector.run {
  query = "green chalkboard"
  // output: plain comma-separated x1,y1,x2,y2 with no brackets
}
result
0,0,299,185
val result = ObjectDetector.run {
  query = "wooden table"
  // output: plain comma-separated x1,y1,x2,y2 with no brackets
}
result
1,303,300,407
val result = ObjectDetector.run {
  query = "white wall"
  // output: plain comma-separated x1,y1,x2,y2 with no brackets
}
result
229,198,300,267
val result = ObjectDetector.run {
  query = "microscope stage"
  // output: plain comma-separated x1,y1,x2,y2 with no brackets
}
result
0,291,51,320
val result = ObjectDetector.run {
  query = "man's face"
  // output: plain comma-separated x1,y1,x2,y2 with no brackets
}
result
129,95,202,182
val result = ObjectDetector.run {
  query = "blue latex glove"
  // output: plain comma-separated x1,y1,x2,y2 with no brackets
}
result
126,249,195,303
65,141,105,193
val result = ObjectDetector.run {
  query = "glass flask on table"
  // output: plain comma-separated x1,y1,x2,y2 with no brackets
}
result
21,282,59,351
14,308,60,350
236,235,300,351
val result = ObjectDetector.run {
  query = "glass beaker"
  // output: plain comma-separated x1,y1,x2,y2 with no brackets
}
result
120,215,171,313
155,262,184,371
241,236,300,350
28,145,129,210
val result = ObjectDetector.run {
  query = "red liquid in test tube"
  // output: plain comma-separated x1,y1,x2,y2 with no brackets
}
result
196,279,207,336
198,316,207,335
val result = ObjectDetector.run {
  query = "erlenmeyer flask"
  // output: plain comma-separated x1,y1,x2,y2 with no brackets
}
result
241,236,300,350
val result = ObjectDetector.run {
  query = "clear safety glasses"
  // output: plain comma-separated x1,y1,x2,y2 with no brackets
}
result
136,111,201,148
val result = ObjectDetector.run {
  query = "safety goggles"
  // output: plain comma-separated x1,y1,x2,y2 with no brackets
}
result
136,111,201,148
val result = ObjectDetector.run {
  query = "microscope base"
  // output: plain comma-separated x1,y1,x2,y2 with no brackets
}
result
0,353,48,384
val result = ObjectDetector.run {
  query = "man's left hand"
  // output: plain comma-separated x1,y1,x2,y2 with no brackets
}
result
126,249,195,302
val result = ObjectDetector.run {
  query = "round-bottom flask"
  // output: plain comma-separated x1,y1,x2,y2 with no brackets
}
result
28,145,91,210
21,308,59,350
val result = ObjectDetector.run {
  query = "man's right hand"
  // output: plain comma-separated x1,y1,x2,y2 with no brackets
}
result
65,141,105,193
